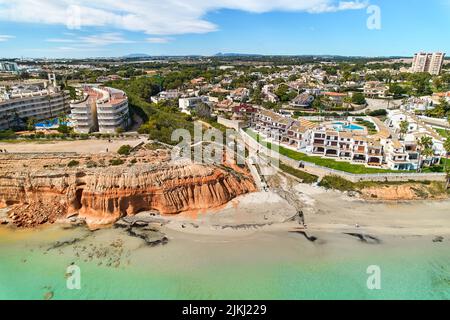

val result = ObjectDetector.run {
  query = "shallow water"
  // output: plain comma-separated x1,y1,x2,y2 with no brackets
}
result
0,225,449,300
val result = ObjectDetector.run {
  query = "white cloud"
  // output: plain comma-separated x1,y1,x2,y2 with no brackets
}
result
0,34,15,41
146,37,173,44
46,32,134,47
0,0,369,36
78,33,135,45
46,38,76,43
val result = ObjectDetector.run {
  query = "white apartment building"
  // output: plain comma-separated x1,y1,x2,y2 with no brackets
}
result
411,52,446,75
0,62,19,73
0,79,69,130
387,109,445,163
70,86,130,134
178,96,211,114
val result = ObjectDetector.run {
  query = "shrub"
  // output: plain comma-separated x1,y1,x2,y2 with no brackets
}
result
86,160,97,168
279,163,318,184
117,145,132,156
368,109,388,117
109,158,125,166
115,127,125,134
57,124,71,134
318,175,357,192
0,130,17,140
67,160,80,167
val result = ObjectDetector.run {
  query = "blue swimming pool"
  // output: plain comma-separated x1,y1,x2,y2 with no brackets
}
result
332,122,364,131
35,118,72,129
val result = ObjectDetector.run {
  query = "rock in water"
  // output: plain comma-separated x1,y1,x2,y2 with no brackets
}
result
44,291,54,300
433,236,444,243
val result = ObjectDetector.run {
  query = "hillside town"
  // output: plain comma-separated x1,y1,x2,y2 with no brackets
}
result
1,53,449,173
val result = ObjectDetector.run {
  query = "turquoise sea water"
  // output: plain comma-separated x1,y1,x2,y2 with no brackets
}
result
1,226,450,300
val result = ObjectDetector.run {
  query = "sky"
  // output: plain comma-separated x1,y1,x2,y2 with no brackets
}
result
0,0,449,58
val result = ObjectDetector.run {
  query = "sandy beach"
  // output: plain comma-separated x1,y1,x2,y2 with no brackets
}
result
1,147,449,299
143,169,450,241
0,137,147,154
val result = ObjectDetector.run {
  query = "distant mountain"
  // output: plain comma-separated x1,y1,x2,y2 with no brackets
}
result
214,52,262,57
123,53,151,58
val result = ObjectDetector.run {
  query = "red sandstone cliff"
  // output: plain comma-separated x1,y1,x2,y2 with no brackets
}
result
0,155,256,228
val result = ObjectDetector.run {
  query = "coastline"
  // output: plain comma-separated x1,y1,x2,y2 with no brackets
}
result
1,142,449,299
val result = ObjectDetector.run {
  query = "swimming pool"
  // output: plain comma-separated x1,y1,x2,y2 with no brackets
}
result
35,118,73,129
332,122,364,131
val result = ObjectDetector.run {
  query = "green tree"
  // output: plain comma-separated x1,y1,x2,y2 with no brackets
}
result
399,120,409,140
389,84,406,98
409,72,432,96
351,92,366,105
433,77,444,91
57,124,71,134
275,84,297,102
417,136,434,171
195,103,212,119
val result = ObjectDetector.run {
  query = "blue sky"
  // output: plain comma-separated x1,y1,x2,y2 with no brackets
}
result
0,0,449,58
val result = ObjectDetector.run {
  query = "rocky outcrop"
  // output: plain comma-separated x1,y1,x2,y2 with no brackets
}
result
0,154,256,228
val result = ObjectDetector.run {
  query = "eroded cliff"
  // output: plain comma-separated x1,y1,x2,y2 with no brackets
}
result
0,150,256,228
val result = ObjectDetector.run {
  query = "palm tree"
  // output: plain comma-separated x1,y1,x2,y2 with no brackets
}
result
445,167,450,190
343,96,352,114
58,112,69,125
26,117,37,132
417,136,433,172
444,138,450,173
399,120,409,140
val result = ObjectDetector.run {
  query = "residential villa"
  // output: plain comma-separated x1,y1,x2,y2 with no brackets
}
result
213,99,236,114
383,139,415,170
363,81,389,98
231,104,257,121
432,91,450,103
228,87,250,102
289,93,315,108
151,90,181,103
322,92,348,104
251,109,315,149
249,108,443,171
178,96,211,114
